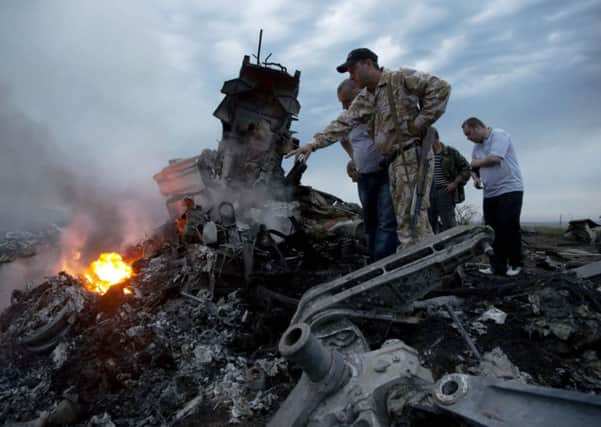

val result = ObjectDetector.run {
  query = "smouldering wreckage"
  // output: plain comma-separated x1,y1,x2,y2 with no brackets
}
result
268,226,601,427
2,50,601,427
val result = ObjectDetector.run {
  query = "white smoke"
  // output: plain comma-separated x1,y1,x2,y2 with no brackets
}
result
0,88,165,308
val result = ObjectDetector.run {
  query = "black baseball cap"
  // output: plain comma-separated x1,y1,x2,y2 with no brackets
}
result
336,48,378,73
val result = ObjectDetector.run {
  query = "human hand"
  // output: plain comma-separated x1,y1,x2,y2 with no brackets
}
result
285,143,313,161
473,176,483,189
446,181,458,192
346,160,359,182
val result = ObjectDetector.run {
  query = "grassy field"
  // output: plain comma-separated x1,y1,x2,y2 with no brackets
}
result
524,224,566,236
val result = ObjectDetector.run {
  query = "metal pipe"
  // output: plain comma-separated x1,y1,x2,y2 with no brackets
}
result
257,29,263,64
279,323,332,382
444,304,482,361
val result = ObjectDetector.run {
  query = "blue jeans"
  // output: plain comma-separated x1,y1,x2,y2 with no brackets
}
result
357,169,399,261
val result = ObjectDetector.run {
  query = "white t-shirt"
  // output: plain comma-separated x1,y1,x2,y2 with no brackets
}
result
472,128,523,198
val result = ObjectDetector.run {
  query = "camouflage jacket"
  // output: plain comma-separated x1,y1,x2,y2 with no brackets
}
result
312,68,451,153
438,143,471,204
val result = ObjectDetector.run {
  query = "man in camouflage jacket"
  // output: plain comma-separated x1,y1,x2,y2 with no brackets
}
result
287,48,451,247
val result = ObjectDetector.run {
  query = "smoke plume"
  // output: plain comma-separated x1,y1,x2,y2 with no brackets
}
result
0,87,164,308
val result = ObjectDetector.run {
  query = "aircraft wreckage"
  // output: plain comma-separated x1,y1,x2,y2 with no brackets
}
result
2,42,601,426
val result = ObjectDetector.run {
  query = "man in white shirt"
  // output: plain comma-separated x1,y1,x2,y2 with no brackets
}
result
463,117,524,277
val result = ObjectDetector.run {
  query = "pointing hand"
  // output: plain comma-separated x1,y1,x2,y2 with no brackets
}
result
285,143,313,162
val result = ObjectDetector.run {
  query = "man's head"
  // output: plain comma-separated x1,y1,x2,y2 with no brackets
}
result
337,79,360,110
336,48,380,90
462,117,488,143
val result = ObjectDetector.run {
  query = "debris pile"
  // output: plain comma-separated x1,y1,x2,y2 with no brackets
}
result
268,226,601,426
0,216,369,426
564,219,601,255
1,225,601,425
150,53,364,291
565,219,601,244
0,51,373,425
153,54,303,225
409,269,601,390
0,226,62,264
1,261,281,426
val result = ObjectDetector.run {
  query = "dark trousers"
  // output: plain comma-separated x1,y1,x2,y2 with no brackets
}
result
428,185,456,233
357,169,399,261
483,191,523,274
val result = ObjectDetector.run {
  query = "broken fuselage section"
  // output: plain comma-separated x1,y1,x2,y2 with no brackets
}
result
154,55,301,220
153,55,361,285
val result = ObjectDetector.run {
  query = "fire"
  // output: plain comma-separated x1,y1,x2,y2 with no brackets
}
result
83,252,133,295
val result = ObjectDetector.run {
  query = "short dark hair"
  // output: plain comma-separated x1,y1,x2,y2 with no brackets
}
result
462,117,486,129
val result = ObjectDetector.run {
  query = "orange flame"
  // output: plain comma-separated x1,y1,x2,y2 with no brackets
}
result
83,252,133,295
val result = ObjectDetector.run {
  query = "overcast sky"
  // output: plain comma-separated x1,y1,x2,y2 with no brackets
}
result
1,0,600,225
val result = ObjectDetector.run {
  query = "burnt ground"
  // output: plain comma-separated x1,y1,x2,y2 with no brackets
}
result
399,230,601,390
1,228,601,426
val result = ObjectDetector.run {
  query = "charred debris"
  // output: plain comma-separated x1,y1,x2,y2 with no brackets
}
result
2,47,601,427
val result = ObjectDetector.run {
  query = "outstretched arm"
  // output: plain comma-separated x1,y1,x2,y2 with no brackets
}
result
285,89,373,161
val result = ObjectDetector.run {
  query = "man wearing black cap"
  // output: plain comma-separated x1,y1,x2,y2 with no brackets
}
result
287,48,451,248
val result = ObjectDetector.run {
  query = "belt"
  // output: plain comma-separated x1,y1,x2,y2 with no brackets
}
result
379,141,420,168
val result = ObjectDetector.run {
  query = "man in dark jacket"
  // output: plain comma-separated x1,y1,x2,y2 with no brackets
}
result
428,129,471,233
178,197,206,244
